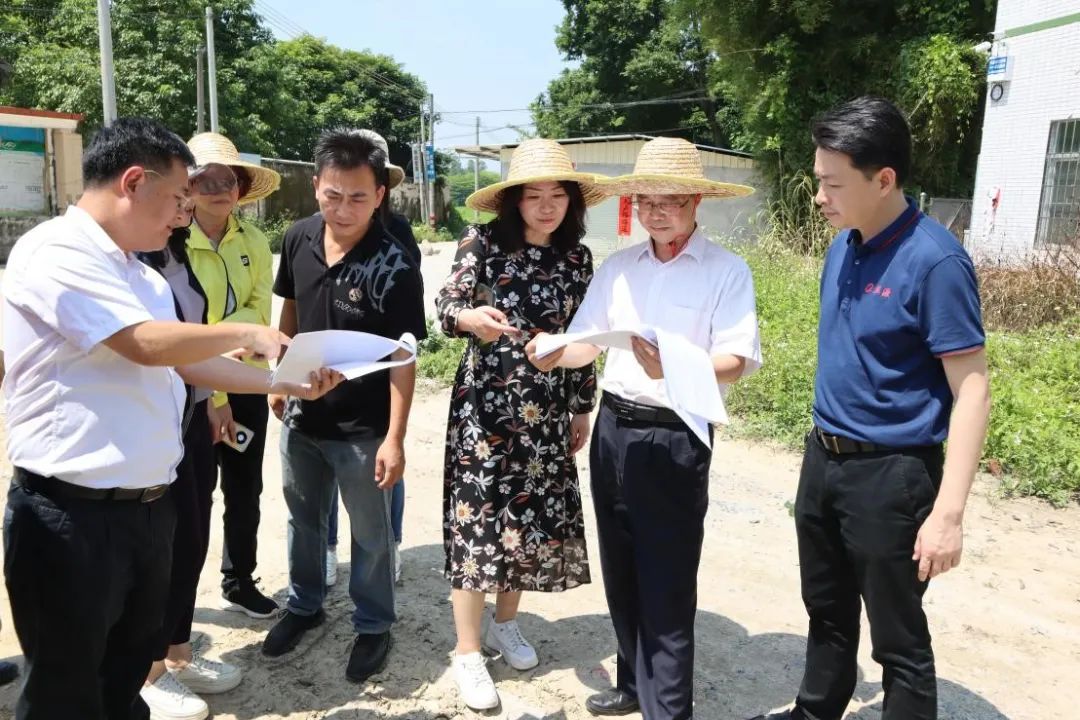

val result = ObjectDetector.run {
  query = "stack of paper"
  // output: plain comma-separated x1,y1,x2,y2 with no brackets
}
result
535,327,725,448
271,330,417,386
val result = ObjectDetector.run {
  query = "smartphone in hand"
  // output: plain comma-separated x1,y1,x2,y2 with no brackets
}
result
222,423,255,453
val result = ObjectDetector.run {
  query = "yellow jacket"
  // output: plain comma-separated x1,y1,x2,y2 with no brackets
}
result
186,214,273,407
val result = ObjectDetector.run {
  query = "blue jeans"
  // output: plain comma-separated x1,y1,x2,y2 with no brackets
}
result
280,425,395,634
329,479,404,546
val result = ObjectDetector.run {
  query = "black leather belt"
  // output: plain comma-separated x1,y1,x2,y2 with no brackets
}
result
813,426,892,455
13,468,170,503
602,393,683,425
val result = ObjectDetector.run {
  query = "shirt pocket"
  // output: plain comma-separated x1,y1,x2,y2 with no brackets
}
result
662,302,708,342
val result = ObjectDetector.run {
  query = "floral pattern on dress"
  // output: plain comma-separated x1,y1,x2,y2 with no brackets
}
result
436,223,596,592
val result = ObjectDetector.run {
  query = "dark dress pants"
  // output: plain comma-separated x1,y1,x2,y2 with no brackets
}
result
589,399,712,720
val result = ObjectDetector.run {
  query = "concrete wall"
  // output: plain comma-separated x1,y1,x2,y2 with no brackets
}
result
969,0,1080,258
0,215,49,263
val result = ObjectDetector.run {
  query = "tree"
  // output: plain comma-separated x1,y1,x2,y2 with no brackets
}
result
679,0,995,196
531,0,741,148
447,168,501,207
0,0,426,164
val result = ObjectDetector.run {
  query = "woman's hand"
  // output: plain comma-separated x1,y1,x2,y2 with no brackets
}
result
457,306,517,343
207,401,236,445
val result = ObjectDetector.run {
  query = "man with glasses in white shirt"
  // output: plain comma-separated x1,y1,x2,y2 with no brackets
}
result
528,137,762,720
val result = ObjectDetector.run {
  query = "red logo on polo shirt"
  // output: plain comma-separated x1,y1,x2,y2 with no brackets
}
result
864,283,892,298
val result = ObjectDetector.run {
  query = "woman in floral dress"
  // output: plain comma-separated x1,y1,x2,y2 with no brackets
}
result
435,139,607,710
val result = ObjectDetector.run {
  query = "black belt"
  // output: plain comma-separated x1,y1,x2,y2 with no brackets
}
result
602,393,683,425
13,468,170,503
813,426,894,455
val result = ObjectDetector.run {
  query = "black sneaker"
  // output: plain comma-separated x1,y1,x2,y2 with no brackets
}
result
221,578,278,619
0,660,18,686
262,609,325,657
345,631,391,683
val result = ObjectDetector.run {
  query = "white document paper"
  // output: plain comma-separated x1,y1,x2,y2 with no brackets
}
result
271,330,417,386
535,327,726,448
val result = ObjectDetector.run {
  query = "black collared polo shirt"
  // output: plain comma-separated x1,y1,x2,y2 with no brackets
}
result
273,213,427,440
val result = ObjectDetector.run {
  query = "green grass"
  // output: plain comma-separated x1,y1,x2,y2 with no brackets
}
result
455,205,495,224
417,321,466,383
725,246,1080,503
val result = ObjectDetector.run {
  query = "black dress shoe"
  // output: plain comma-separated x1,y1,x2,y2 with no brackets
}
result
261,609,325,657
585,688,639,716
0,660,18,686
747,711,797,720
346,631,391,683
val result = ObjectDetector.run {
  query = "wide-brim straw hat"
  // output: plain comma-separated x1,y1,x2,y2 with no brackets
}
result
599,137,754,199
354,129,405,189
465,138,607,213
187,132,282,205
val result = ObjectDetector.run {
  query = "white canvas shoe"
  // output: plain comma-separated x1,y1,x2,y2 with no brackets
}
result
140,672,208,720
483,615,539,670
452,651,499,710
169,654,242,694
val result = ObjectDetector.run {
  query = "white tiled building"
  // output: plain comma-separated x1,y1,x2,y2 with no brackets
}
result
969,1,1080,258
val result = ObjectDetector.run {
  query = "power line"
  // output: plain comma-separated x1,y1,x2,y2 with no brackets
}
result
439,96,712,115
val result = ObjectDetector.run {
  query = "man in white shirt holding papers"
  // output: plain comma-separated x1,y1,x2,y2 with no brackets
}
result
2,118,340,720
527,137,762,720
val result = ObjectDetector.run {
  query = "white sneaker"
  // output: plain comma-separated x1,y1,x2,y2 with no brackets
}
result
141,672,208,720
483,615,539,670
394,541,402,585
326,546,338,587
169,654,242,694
452,651,499,710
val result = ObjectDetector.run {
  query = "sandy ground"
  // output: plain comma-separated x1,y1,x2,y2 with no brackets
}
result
0,243,1078,719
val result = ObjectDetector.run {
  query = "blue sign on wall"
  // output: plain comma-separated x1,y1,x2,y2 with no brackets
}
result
424,142,436,181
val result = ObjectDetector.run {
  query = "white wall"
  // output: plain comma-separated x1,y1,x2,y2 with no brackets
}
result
969,0,1080,258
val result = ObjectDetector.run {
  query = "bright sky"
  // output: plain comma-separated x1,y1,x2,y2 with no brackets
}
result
253,0,574,159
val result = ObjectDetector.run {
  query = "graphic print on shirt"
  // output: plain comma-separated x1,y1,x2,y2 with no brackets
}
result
335,241,412,315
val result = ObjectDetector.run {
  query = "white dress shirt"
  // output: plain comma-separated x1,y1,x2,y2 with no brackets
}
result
2,206,186,489
569,227,762,408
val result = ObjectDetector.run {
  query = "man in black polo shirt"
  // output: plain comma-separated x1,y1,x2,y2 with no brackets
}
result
262,128,426,683
750,97,991,720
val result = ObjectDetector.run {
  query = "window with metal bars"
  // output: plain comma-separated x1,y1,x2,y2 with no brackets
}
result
1036,119,1080,246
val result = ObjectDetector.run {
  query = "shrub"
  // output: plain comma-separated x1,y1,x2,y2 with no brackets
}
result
977,247,1080,332
412,223,455,244
725,245,1080,502
417,320,466,384
247,212,294,253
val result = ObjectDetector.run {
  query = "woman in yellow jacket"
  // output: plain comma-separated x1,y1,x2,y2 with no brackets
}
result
186,132,282,619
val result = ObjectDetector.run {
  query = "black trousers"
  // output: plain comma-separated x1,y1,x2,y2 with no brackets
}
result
589,400,712,720
155,400,216,658
3,476,176,720
793,434,944,720
217,391,269,591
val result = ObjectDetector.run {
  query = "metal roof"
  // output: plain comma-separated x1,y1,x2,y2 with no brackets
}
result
453,133,752,161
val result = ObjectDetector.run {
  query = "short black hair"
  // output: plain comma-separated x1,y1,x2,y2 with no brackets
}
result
489,181,588,254
811,96,912,187
313,127,389,188
82,117,194,188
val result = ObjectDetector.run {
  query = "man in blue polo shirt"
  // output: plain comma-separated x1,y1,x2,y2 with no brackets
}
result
750,97,991,720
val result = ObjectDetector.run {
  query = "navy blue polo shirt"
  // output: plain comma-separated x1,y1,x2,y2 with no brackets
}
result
812,197,985,447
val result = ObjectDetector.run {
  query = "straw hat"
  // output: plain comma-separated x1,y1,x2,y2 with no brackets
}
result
599,137,754,198
355,129,405,189
187,132,281,205
465,138,607,213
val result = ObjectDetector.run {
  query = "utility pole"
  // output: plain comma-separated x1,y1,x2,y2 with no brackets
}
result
427,93,436,227
418,102,428,225
474,116,480,221
205,7,219,132
196,46,206,133
96,0,117,125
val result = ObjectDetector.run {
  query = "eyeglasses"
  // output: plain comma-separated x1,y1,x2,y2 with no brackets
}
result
634,197,692,215
190,167,238,195
144,168,195,220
